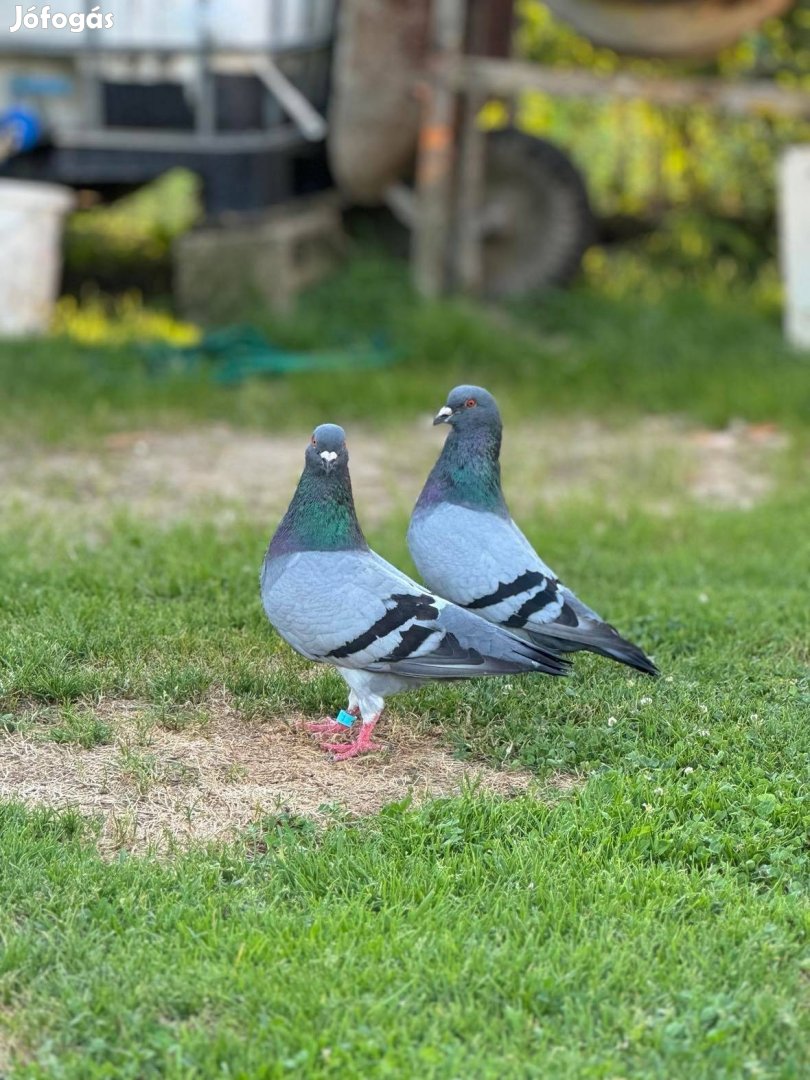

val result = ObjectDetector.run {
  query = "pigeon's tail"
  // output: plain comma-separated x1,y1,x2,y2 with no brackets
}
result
517,585,659,677
525,621,658,677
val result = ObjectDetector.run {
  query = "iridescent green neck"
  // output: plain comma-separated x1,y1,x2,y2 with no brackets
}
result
269,464,367,555
417,424,507,516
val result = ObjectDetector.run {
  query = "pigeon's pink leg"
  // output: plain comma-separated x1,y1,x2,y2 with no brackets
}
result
321,715,382,761
306,706,359,735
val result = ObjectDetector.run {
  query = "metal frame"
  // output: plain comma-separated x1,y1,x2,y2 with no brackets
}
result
0,0,332,151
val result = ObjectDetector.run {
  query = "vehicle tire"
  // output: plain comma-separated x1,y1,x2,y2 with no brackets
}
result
480,128,595,298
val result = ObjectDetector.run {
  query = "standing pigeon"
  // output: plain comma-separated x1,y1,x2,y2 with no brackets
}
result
408,386,658,676
261,423,569,760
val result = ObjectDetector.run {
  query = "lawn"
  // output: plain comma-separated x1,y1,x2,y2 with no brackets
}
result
0,260,808,1078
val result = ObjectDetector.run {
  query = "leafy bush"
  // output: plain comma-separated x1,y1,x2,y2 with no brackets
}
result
63,169,202,293
508,0,810,283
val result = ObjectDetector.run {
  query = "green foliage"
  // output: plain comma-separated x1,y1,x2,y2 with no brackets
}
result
512,1,810,275
1,253,808,446
580,219,783,306
52,292,200,347
716,3,810,83
63,169,202,290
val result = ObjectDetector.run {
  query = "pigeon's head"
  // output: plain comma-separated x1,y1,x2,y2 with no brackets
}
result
433,385,501,431
306,423,348,474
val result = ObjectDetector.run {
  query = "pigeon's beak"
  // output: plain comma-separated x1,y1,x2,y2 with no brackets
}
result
433,405,453,426
319,450,338,472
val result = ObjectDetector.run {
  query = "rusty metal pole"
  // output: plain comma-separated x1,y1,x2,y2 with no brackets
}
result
412,0,467,299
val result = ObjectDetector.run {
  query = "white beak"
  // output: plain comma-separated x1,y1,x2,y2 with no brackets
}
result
319,450,338,463
433,405,453,425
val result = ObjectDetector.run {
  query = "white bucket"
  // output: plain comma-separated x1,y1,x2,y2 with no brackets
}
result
0,178,74,337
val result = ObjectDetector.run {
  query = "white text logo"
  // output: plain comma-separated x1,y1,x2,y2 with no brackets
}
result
9,5,114,33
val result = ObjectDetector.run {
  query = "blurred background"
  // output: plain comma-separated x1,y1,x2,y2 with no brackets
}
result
0,0,809,348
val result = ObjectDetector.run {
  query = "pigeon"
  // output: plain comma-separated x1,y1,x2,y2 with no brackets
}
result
261,423,570,760
408,386,658,677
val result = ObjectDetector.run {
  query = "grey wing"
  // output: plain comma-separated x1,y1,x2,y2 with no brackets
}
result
262,548,567,678
408,504,568,628
371,599,568,679
408,504,658,676
261,549,432,667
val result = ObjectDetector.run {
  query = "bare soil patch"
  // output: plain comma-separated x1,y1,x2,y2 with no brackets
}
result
0,698,568,857
687,420,788,510
0,417,788,529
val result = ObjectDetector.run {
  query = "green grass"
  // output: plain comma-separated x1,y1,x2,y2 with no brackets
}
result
1,496,808,1077
0,497,807,759
4,254,809,444
1,260,809,1077
47,704,113,749
2,785,808,1079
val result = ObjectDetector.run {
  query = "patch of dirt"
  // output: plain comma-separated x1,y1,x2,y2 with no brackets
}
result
0,417,788,529
0,426,419,528
0,698,569,858
688,420,788,510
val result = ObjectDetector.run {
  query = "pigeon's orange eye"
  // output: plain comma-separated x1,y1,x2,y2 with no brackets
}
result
465,398,477,408
310,435,317,445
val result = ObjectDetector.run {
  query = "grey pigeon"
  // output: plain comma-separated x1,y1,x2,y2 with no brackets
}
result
261,423,569,760
408,386,658,677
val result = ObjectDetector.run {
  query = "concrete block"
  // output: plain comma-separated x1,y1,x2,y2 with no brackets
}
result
174,194,346,324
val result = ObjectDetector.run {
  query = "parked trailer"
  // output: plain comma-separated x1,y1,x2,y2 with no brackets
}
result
0,0,335,213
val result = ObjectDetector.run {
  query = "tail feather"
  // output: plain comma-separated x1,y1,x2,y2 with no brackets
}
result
526,622,659,677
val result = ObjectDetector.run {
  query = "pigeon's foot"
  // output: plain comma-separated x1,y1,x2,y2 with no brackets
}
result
321,717,382,762
307,718,348,735
306,707,359,735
